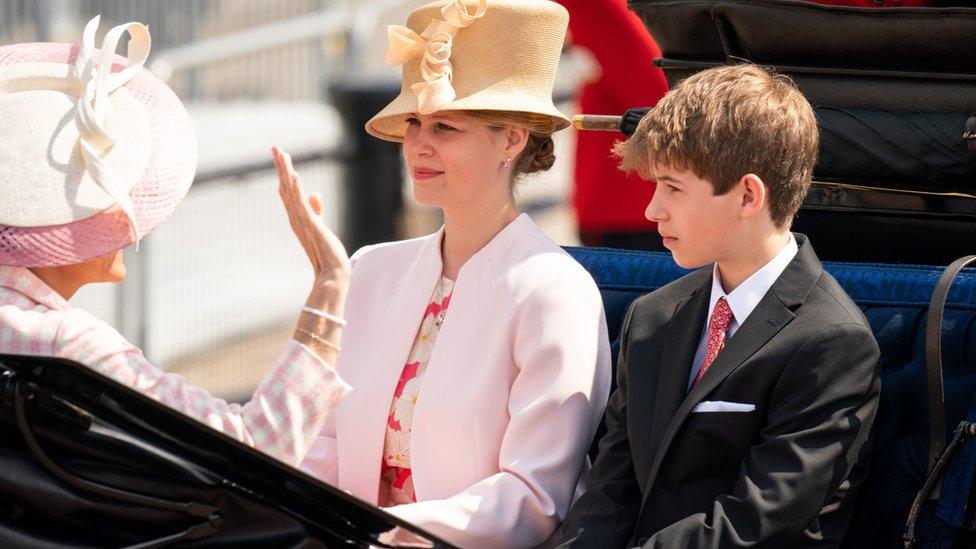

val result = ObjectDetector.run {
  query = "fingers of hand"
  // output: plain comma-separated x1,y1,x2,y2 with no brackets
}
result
279,155,303,224
288,173,324,269
273,146,285,186
283,154,305,215
309,192,323,216
286,170,319,223
276,161,307,246
297,178,319,220
273,146,330,271
273,147,297,201
282,149,296,176
274,149,298,226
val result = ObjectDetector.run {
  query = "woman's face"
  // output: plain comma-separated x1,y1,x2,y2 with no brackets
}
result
28,249,126,301
82,249,127,283
402,112,524,209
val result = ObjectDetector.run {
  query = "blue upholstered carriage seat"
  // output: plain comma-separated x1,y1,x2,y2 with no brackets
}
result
564,246,976,547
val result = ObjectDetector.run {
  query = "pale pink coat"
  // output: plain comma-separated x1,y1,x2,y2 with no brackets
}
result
299,214,612,548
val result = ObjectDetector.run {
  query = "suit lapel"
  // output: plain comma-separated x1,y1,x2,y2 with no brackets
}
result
644,282,709,477
640,234,822,502
680,295,795,415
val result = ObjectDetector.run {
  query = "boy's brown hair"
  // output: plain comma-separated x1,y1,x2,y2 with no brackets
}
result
614,64,819,228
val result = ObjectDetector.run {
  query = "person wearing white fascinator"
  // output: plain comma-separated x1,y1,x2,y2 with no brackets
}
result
0,16,354,468
274,0,612,546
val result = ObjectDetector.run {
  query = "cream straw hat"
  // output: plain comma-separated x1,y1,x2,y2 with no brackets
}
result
0,16,197,268
366,0,571,142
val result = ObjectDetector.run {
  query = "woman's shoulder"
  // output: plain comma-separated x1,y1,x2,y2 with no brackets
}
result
503,218,595,282
350,232,438,266
492,221,600,302
0,298,131,357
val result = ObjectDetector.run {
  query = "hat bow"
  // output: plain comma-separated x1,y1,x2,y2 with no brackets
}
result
384,0,487,114
72,15,151,243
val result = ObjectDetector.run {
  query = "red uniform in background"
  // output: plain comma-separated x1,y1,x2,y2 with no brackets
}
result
557,0,669,249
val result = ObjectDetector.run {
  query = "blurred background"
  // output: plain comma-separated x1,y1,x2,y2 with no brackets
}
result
1,0,641,401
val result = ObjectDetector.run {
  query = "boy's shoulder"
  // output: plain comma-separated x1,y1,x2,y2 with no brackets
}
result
629,266,712,321
804,270,873,329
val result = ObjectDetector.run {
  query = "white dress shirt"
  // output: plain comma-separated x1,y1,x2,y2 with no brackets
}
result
688,234,799,388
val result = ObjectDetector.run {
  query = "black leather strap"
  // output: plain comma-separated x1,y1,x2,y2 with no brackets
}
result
904,421,976,548
926,255,976,472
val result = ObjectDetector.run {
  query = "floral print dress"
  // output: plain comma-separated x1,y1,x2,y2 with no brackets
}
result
379,275,455,507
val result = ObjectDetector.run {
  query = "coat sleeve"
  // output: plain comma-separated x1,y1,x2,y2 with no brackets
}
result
385,269,613,548
50,307,350,469
541,301,645,548
639,322,881,548
297,404,340,483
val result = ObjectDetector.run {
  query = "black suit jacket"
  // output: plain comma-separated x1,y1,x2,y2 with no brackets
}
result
545,235,881,548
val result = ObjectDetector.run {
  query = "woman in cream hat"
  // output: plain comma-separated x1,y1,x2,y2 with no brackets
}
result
0,17,352,469
276,0,612,546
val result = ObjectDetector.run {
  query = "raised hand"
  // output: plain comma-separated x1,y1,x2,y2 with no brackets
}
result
273,145,350,364
273,145,350,283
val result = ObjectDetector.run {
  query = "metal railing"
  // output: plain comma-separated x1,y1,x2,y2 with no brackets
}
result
2,0,343,101
3,0,581,401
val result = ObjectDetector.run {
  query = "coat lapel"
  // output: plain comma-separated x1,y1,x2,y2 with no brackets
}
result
336,229,444,504
335,215,537,503
640,234,822,502
643,281,709,481
407,243,494,500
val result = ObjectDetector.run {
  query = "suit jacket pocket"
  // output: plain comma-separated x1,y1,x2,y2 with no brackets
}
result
662,412,762,490
686,409,760,425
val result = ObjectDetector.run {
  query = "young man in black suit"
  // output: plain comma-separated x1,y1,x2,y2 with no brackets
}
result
544,64,881,548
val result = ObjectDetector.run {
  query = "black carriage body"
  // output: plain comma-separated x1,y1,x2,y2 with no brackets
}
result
629,0,976,264
0,354,453,548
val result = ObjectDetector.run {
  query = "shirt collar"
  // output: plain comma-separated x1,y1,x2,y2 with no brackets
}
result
0,265,71,311
707,233,799,327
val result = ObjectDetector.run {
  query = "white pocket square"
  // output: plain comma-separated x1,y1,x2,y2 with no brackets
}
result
691,401,756,413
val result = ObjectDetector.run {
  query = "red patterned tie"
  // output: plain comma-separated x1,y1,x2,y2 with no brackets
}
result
693,297,734,386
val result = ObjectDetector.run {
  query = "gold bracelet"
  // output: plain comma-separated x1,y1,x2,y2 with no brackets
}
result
296,328,342,353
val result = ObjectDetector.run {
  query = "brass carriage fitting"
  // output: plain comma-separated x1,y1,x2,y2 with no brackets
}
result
572,114,623,131
572,108,652,137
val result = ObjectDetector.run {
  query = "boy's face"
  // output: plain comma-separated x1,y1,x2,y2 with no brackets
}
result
644,166,743,269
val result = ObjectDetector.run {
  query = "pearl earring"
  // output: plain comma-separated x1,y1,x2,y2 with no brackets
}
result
503,157,512,169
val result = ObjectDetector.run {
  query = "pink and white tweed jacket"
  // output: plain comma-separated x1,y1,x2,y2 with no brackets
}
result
0,266,350,467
